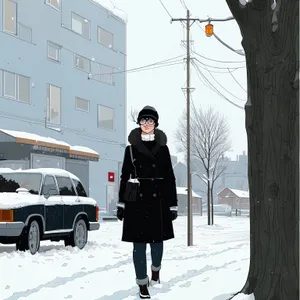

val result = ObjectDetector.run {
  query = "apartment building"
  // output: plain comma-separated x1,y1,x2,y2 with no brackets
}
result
0,0,127,210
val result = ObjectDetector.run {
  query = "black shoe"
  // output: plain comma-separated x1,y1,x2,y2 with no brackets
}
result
150,270,160,285
139,284,151,299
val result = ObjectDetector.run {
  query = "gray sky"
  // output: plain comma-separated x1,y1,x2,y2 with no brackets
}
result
112,0,247,161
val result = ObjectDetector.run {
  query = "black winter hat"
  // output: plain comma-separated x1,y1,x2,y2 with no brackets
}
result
137,106,159,126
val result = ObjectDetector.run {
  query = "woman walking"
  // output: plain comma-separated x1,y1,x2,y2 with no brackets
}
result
116,105,178,299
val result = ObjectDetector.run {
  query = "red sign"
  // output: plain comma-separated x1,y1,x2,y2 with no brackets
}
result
108,172,115,182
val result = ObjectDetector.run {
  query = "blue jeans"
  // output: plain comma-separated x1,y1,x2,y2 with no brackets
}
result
133,242,163,285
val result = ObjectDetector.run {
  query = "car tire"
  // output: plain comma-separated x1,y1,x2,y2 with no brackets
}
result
16,220,40,255
64,218,88,250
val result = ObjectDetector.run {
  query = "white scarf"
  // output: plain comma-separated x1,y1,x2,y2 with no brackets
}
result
141,133,155,141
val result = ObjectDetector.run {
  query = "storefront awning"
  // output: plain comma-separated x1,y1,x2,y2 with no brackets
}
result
0,129,99,161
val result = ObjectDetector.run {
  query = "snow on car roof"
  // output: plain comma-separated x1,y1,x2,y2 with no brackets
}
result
0,168,80,180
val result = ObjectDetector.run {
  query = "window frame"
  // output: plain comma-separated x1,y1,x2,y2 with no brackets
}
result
3,71,17,99
55,175,77,196
74,54,91,73
2,70,31,103
97,26,114,49
75,97,90,112
71,12,91,40
3,0,17,35
97,104,115,131
17,74,31,103
47,41,61,62
41,175,59,197
72,179,87,197
46,84,61,125
99,63,114,85
45,0,60,11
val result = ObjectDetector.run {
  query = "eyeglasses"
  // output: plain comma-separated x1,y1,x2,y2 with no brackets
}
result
139,118,155,125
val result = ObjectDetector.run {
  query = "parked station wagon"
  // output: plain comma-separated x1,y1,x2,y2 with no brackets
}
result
0,168,100,254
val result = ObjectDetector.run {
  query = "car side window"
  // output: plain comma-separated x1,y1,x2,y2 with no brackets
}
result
73,179,87,197
55,176,76,196
42,176,58,197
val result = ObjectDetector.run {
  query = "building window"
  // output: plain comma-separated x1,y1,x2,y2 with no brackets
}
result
3,0,17,35
97,27,114,49
46,0,60,10
74,54,91,73
47,41,61,62
75,97,89,112
99,64,114,85
3,71,16,99
97,105,114,130
19,23,32,43
18,75,30,103
71,13,90,39
3,71,30,103
46,84,61,124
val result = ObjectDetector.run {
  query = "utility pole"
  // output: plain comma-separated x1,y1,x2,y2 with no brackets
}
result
172,10,197,247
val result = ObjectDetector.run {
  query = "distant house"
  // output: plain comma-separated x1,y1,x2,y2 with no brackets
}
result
176,187,202,215
218,187,249,210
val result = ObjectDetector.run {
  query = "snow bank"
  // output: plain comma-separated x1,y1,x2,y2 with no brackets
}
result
232,293,255,300
90,0,128,23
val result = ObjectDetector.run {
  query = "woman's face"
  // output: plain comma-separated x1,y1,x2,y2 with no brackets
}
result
139,118,155,134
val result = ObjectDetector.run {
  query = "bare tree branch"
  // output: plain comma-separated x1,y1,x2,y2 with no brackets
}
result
129,107,139,123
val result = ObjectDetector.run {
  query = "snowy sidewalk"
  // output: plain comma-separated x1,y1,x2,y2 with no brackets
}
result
0,216,250,300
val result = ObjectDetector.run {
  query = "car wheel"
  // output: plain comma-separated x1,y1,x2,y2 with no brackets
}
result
16,220,40,255
64,218,88,250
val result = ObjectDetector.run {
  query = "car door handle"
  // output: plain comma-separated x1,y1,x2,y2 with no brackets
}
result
75,198,81,202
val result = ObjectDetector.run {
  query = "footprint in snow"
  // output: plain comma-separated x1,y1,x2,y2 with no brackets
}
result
179,281,191,288
61,263,68,267
64,295,72,299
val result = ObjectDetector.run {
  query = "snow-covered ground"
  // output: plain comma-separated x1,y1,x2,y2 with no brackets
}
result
0,216,253,300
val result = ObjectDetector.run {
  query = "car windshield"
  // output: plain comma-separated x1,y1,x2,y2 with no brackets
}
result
0,173,42,195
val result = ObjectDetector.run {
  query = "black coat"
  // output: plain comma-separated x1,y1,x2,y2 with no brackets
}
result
119,128,178,243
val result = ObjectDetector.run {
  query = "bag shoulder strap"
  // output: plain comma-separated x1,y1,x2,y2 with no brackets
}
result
129,145,137,178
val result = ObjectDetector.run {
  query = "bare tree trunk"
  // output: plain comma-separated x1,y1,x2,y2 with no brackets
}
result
207,180,211,225
211,187,214,225
226,1,299,299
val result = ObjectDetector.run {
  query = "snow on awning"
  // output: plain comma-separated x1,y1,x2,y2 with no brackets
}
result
0,129,99,160
69,146,99,159
0,129,70,150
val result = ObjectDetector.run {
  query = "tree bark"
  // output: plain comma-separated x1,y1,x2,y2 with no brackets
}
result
207,179,211,225
211,187,214,225
225,1,299,299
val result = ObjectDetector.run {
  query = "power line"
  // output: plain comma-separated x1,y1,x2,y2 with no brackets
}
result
192,47,245,64
227,68,247,93
89,55,184,77
192,60,244,110
194,60,246,102
158,0,173,18
180,0,188,10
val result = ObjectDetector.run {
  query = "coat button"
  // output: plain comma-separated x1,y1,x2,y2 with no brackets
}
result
151,178,154,181
152,164,156,167
140,193,143,197
153,193,157,197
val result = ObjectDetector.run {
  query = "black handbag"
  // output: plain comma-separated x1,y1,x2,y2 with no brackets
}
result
123,146,140,202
